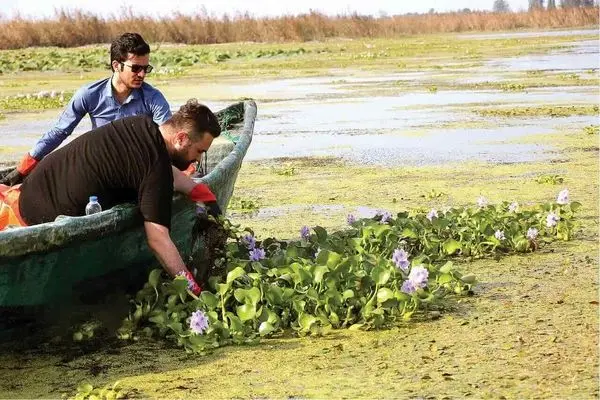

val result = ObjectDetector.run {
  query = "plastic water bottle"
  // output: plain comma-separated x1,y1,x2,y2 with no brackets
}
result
85,196,102,215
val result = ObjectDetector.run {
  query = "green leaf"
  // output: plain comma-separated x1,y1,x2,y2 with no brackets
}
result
570,201,582,212
148,269,162,289
246,287,261,306
313,265,329,284
371,266,391,285
265,286,283,305
376,287,394,303
200,292,219,309
258,321,275,336
236,304,256,322
443,239,462,255
313,226,328,243
343,289,355,300
298,313,318,331
401,228,418,239
227,267,246,284
217,283,230,296
437,273,453,284
227,313,244,332
439,261,454,274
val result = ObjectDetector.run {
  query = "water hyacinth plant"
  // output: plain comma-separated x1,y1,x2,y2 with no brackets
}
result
116,189,580,354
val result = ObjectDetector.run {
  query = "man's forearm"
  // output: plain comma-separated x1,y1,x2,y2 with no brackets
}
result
144,221,187,277
30,127,71,160
172,166,197,195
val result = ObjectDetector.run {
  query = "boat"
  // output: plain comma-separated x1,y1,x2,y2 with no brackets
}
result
0,100,256,307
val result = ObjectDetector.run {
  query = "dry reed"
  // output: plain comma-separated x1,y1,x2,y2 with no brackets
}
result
0,7,597,50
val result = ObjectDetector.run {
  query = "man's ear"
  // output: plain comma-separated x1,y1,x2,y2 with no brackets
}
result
111,60,121,73
174,131,191,149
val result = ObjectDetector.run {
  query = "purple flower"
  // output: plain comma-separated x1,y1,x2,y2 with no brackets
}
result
401,279,416,294
300,226,310,240
196,205,206,214
347,214,356,225
379,211,392,224
526,227,538,240
249,247,266,261
408,266,429,289
508,202,518,213
556,189,569,205
477,196,488,208
190,310,209,335
546,212,559,228
392,248,410,272
494,230,505,241
242,234,256,250
426,209,438,221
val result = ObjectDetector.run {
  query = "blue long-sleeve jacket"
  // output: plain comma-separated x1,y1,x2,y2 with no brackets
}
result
30,77,172,160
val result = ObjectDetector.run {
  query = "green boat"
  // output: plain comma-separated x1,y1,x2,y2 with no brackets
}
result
0,100,256,307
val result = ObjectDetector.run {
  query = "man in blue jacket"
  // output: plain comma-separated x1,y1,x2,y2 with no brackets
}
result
1,32,219,214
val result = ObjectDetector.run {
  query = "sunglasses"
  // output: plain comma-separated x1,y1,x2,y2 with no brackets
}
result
119,62,153,74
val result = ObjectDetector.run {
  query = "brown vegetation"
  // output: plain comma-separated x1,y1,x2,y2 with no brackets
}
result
0,7,597,50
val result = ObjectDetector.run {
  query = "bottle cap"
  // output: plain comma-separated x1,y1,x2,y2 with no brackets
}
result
89,196,98,202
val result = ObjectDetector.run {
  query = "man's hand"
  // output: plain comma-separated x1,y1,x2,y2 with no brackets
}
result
176,269,202,295
0,153,39,186
200,201,222,218
0,169,24,186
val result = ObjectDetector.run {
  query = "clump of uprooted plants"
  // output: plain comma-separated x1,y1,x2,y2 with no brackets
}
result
115,189,579,354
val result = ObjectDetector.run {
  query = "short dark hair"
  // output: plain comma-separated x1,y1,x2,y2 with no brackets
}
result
110,33,150,67
166,99,221,140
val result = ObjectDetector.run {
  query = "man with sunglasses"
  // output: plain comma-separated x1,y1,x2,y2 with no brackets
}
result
1,32,220,216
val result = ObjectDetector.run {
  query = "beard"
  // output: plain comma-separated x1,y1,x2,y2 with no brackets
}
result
171,151,192,171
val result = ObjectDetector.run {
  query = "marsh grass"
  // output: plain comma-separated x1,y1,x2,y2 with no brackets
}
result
0,8,598,50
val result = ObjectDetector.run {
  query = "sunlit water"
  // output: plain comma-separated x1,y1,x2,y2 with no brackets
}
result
1,30,598,166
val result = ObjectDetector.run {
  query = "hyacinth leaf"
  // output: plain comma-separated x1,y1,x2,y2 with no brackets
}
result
226,267,246,284
401,227,418,239
217,283,230,296
376,287,394,303
313,265,329,284
570,201,582,212
313,226,328,243
342,289,355,300
371,266,391,285
258,321,275,337
373,224,391,238
298,313,318,331
243,287,261,306
226,313,243,332
148,269,162,289
443,239,462,255
437,273,453,285
200,292,219,309
236,304,256,322
265,286,283,305
439,261,454,274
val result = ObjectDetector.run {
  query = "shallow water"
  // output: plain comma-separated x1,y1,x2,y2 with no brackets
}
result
0,33,597,167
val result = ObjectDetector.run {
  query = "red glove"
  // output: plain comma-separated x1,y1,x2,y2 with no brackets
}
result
17,153,39,175
177,269,202,295
189,183,216,203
